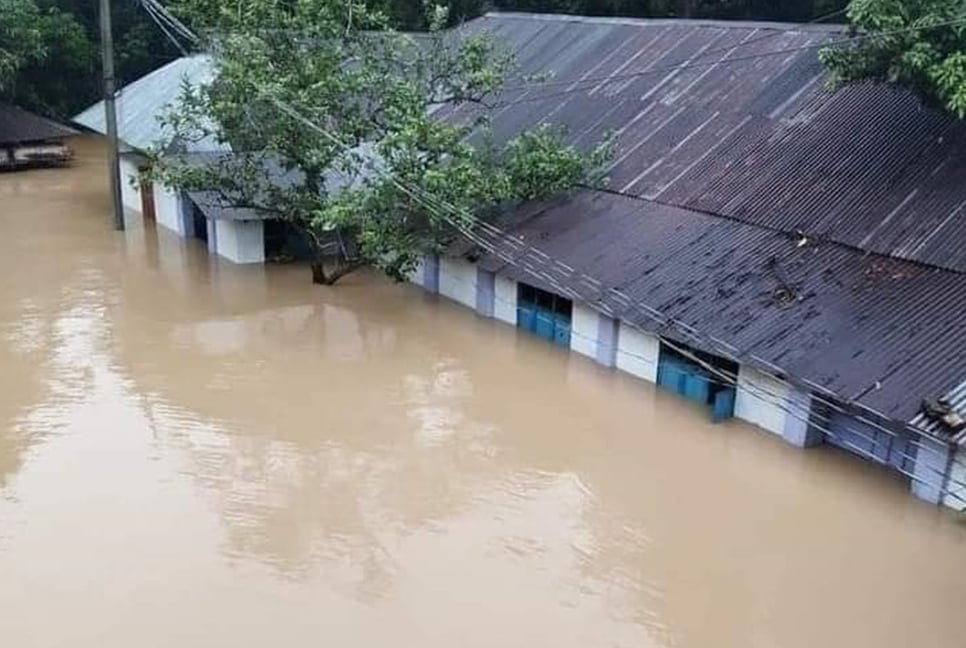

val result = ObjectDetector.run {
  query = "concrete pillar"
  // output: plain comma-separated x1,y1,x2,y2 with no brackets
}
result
207,217,218,255
476,268,495,317
494,275,517,325
438,257,477,309
782,389,823,448
423,254,439,294
595,312,619,367
212,219,265,264
943,448,966,510
153,184,186,236
179,193,194,238
571,303,598,359
911,435,953,505
119,155,143,215
615,322,659,382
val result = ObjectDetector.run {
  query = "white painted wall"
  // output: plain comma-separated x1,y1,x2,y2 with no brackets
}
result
571,303,598,359
494,276,517,325
153,184,182,235
734,365,790,436
214,219,265,264
616,323,660,382
438,257,477,309
119,156,142,214
943,448,966,510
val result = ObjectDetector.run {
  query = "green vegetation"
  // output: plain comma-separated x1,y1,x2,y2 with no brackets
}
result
821,0,966,118
0,0,178,116
1,0,850,117
152,1,611,284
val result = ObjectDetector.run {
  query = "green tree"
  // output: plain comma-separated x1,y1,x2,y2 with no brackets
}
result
0,0,47,92
821,0,966,118
8,7,96,116
152,1,612,285
39,0,182,114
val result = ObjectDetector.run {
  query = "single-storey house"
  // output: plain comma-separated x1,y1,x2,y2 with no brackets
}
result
0,102,76,170
71,55,262,262
402,13,966,509
75,12,966,509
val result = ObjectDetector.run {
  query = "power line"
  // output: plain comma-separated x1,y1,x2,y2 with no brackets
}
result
270,98,964,501
137,2,966,504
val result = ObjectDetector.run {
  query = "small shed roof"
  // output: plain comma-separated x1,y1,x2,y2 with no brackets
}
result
0,102,77,145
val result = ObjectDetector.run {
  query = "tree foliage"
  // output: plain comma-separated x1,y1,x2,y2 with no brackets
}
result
821,0,966,118
0,0,47,92
0,0,181,116
2,0,848,116
152,1,612,284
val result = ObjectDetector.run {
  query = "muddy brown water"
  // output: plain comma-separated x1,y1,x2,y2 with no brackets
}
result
1,137,964,647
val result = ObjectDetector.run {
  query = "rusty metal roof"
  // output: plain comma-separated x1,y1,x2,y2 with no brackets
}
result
457,13,966,274
472,189,966,426
0,102,77,145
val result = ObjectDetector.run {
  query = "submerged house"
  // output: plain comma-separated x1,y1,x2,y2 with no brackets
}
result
74,12,966,509
0,102,76,170
71,56,265,262
73,56,336,264
404,13,966,509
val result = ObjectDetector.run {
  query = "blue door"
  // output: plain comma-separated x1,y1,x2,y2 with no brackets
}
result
517,284,572,349
657,347,735,423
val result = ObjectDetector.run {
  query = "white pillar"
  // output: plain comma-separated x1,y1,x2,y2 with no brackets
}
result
476,268,495,317
782,389,822,448
911,435,953,506
438,257,477,309
153,184,184,236
615,323,659,382
213,219,265,264
570,303,598,359
119,155,142,215
735,365,789,437
493,275,517,325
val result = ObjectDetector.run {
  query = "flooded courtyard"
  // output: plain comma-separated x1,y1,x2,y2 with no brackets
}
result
1,137,965,647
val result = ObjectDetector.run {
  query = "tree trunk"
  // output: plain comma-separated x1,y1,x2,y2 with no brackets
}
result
311,261,328,285
310,256,364,286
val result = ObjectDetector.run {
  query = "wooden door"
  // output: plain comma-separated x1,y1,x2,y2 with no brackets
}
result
140,170,155,220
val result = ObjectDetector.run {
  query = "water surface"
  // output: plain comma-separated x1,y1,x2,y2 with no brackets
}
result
1,137,964,648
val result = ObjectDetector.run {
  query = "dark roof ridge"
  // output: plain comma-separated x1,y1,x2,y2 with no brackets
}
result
481,11,844,34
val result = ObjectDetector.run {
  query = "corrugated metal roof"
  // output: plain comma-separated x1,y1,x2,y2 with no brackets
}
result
0,102,77,145
73,55,222,153
469,189,966,430
462,13,966,274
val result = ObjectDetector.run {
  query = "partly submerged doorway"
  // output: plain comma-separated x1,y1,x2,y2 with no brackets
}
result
657,342,737,423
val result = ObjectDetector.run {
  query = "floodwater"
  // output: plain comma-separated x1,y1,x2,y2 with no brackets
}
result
0,137,964,648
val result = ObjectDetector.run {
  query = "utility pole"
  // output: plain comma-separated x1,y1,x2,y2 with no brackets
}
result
99,0,124,231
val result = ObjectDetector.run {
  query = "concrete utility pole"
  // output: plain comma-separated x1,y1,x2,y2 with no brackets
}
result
99,0,124,231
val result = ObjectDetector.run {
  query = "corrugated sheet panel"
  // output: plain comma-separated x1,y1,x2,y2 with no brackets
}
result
0,102,77,144
469,13,966,273
73,55,223,153
471,189,966,427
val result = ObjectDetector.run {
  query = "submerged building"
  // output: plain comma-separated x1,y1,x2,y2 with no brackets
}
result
0,102,75,170
74,12,966,509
